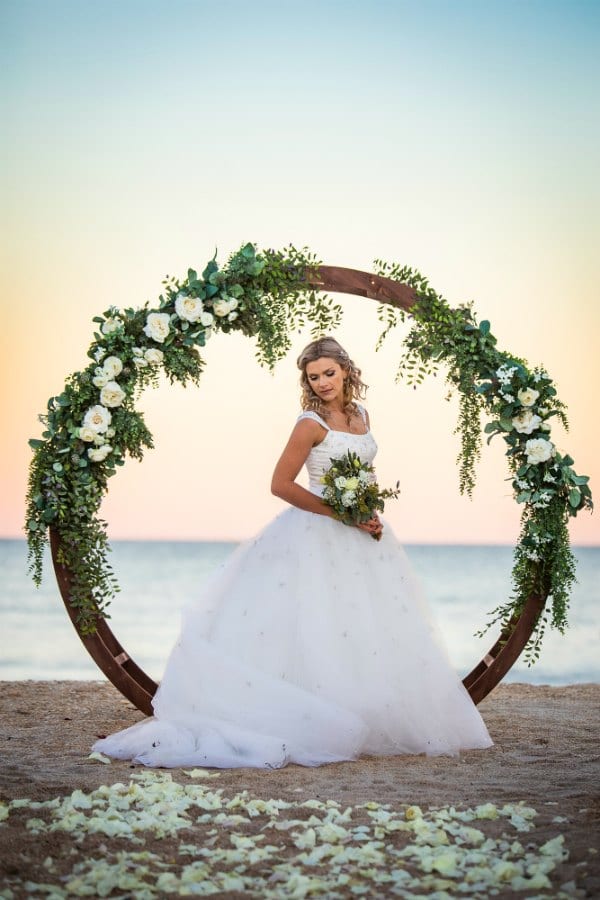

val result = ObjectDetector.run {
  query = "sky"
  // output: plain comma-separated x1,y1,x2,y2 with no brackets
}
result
2,0,599,546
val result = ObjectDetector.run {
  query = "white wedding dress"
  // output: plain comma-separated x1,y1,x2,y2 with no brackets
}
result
93,407,492,768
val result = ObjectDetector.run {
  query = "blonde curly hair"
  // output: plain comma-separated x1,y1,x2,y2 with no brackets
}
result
296,336,368,424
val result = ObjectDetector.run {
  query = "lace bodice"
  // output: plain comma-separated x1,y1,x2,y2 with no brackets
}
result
297,405,378,497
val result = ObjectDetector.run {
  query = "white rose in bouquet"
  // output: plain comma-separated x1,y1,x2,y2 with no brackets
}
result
525,438,555,465
100,381,126,408
344,477,360,491
143,312,171,343
175,292,204,323
83,405,112,434
144,348,164,365
102,356,123,378
334,476,347,489
341,490,357,507
88,445,113,462
200,311,214,327
512,410,542,434
78,426,97,443
517,387,540,407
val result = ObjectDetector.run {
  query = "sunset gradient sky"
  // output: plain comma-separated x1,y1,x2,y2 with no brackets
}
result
2,0,599,545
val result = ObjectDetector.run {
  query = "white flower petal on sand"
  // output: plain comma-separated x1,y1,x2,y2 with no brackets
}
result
87,751,111,764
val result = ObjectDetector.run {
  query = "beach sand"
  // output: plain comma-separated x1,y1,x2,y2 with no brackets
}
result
1,680,599,896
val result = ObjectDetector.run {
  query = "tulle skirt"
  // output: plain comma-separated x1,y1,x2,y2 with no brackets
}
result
93,507,492,768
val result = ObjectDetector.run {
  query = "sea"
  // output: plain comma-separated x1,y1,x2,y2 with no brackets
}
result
1,539,598,685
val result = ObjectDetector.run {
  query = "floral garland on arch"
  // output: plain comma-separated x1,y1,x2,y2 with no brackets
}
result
26,243,592,660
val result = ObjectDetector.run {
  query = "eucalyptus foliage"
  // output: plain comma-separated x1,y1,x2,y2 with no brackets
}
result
373,259,592,661
26,243,592,663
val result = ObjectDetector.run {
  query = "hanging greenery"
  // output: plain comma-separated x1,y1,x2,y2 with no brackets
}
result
26,243,592,662
373,259,592,661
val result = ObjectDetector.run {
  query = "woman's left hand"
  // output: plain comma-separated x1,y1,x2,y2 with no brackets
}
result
358,514,383,538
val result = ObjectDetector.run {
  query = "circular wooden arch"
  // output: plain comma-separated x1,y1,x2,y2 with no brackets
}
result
50,265,547,715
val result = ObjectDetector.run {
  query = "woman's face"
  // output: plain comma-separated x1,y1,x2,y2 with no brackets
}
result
305,357,346,404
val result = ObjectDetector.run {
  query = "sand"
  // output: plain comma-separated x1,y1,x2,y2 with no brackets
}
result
1,680,599,896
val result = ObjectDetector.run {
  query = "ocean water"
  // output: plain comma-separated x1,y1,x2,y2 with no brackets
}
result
1,539,598,685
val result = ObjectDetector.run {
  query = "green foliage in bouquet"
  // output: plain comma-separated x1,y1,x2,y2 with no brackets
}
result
320,451,401,541
372,259,592,662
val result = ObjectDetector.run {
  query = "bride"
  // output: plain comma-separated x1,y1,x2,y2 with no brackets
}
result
93,337,493,768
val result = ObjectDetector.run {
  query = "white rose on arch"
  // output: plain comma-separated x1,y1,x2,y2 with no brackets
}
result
200,311,214,328
78,426,97,443
100,382,126,408
175,292,204,323
92,369,110,388
83,405,112,434
517,387,540,407
88,445,113,462
525,438,556,465
101,316,123,335
144,348,164,365
102,356,123,379
143,312,171,343
512,410,542,435
213,298,232,317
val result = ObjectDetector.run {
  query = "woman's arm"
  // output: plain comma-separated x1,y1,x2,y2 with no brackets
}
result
271,419,382,536
271,419,336,518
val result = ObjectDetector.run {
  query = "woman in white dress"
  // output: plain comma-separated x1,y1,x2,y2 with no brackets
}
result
93,337,492,769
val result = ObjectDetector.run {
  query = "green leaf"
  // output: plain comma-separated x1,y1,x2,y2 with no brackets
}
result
52,463,63,473
202,259,218,280
205,284,218,298
484,422,498,434
187,268,197,282
498,417,513,432
568,488,581,508
28,438,45,449
479,320,490,336
571,474,589,485
241,242,255,259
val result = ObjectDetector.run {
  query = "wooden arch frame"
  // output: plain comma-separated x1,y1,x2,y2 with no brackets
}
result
50,265,547,715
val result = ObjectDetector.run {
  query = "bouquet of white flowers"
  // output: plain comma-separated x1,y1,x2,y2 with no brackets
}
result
320,450,400,541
